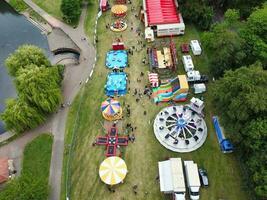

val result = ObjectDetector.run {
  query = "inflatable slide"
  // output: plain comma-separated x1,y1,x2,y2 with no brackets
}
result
152,75,189,103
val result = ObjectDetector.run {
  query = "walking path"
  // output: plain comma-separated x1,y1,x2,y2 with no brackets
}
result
0,1,96,200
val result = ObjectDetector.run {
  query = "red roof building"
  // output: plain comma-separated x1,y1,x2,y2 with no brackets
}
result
143,0,185,39
145,0,180,26
0,158,9,184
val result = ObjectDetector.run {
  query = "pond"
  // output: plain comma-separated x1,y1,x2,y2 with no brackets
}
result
0,1,51,134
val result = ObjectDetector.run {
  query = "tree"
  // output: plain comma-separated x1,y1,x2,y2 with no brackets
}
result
227,0,266,18
224,9,240,26
5,45,50,76
2,45,63,133
240,118,267,152
211,63,267,132
15,65,62,114
178,0,214,30
202,22,245,77
61,0,81,24
1,98,45,133
212,64,267,199
240,3,267,68
241,119,267,199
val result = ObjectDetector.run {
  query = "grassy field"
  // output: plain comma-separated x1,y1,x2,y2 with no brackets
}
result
0,134,53,199
9,0,28,12
32,0,62,20
84,0,98,43
22,134,53,178
62,1,250,200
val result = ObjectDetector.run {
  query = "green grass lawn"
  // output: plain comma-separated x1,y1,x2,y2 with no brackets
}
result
62,1,250,200
32,0,62,20
0,134,53,199
22,134,53,178
84,0,98,43
9,0,28,12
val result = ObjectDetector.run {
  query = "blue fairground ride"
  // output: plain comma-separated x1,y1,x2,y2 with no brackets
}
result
212,116,234,153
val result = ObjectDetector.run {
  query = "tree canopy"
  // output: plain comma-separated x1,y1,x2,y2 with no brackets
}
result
178,0,214,30
202,5,267,77
211,63,267,131
61,0,81,24
5,45,50,76
227,0,266,18
240,3,267,68
212,63,267,199
1,99,45,133
202,22,245,77
1,45,63,134
15,65,62,113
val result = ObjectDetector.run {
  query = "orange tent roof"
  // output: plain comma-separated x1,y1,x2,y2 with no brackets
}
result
0,158,9,184
111,5,128,15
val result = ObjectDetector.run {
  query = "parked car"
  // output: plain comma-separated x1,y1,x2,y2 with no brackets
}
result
181,43,190,53
198,168,209,187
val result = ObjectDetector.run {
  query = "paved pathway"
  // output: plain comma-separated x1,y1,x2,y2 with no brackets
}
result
0,117,53,175
0,1,96,200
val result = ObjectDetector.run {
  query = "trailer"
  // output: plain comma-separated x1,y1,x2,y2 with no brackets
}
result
212,116,234,153
158,158,186,200
184,161,201,200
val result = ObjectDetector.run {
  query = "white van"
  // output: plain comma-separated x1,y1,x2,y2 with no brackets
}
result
182,55,194,72
190,40,202,56
193,83,206,94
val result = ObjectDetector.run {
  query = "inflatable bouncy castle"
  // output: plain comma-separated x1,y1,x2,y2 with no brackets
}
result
152,75,188,103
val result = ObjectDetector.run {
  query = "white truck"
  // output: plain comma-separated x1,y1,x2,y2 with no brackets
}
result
184,161,201,200
158,158,186,200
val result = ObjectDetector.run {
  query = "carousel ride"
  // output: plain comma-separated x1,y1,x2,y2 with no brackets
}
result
111,4,127,17
153,105,207,153
110,4,128,32
110,20,128,32
101,98,123,121
99,156,128,185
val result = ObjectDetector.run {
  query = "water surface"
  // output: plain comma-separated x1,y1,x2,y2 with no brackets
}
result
0,1,50,133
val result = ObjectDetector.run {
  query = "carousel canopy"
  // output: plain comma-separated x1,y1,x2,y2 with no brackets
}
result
111,4,128,15
101,98,121,116
99,156,127,185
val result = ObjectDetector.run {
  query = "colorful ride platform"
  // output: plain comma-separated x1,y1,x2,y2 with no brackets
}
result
96,126,128,157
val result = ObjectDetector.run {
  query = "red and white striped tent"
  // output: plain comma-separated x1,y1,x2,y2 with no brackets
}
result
148,73,159,87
